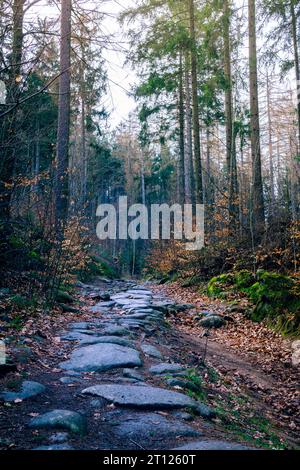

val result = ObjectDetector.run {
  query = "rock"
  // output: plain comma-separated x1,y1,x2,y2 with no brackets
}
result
79,336,134,348
198,315,226,328
90,399,106,408
125,313,150,320
149,363,185,375
33,444,74,450
102,326,130,336
172,440,253,450
55,291,75,304
172,411,194,421
123,368,144,381
29,410,86,434
81,384,198,410
61,332,90,342
0,380,45,402
195,402,216,419
69,322,90,330
292,340,300,367
49,432,69,443
59,343,142,372
108,412,200,444
59,304,79,313
0,288,10,299
89,301,115,313
59,377,80,384
166,378,200,393
126,289,152,295
11,344,33,364
99,292,111,301
141,344,163,359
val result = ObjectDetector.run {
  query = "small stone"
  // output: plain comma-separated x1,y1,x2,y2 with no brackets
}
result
29,410,86,434
33,444,74,450
166,378,200,393
195,402,216,420
0,288,10,299
141,344,163,359
59,377,80,384
149,363,185,375
123,368,144,381
172,411,194,421
0,380,45,402
49,432,69,444
198,315,226,328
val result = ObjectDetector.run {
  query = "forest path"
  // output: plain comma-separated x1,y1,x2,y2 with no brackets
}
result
0,278,257,451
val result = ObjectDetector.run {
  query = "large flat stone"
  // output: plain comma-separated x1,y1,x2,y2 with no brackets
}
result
173,440,253,450
0,381,45,402
149,363,185,375
81,384,198,410
79,336,134,348
59,344,142,372
108,412,200,443
29,410,86,434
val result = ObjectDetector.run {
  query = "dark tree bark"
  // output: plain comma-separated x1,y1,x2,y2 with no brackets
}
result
188,0,203,204
184,62,194,205
178,51,185,205
248,0,265,239
223,0,239,233
291,0,300,152
0,0,24,219
55,0,72,236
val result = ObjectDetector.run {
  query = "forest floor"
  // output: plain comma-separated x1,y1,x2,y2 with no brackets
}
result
0,278,299,451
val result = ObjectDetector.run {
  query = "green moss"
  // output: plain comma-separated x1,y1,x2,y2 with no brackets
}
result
207,273,235,298
206,270,300,335
235,270,255,289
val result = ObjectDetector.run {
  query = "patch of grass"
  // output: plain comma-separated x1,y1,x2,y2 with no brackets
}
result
184,369,207,402
214,399,287,450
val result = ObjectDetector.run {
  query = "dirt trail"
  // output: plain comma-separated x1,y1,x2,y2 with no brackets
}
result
0,279,298,450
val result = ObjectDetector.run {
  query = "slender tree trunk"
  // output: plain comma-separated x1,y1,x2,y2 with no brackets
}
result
55,0,72,236
266,71,275,216
0,0,24,219
223,0,239,233
291,1,300,152
189,0,203,204
248,0,265,240
184,64,193,204
178,51,185,205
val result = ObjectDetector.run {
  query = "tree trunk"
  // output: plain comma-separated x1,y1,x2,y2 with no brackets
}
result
266,71,275,216
55,0,72,236
291,1,300,152
188,0,203,204
223,0,239,233
248,0,265,240
184,64,194,205
0,0,24,219
178,51,185,205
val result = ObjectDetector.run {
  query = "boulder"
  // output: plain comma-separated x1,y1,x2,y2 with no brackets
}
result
29,410,86,434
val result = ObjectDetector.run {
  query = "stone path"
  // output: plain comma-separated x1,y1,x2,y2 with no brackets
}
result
0,279,253,450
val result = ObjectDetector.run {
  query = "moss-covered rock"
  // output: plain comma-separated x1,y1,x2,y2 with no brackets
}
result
207,270,300,335
207,273,235,298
